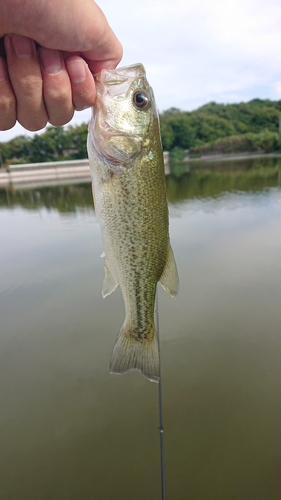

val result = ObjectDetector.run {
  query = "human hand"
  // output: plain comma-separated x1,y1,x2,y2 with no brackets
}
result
0,0,122,131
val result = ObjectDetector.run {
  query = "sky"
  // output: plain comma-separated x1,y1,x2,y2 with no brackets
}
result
1,0,281,141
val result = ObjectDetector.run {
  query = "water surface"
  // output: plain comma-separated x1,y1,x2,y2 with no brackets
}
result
1,158,281,499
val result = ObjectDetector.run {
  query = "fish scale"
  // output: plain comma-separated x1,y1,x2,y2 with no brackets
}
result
87,63,179,382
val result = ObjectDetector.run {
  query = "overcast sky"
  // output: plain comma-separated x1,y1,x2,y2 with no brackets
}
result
1,0,281,142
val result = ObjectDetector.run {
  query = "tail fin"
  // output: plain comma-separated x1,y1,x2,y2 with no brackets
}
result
109,325,160,383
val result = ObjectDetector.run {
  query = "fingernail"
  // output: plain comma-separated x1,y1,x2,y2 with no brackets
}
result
10,35,33,58
40,48,63,74
0,58,6,81
66,58,87,83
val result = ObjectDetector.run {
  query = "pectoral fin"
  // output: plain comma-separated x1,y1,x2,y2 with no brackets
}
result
102,259,118,298
159,242,179,298
103,172,117,210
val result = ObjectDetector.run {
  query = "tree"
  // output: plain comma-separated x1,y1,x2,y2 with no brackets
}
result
1,98,281,164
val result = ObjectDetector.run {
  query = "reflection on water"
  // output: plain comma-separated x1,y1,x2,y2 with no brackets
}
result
167,156,281,202
1,156,280,211
1,159,281,500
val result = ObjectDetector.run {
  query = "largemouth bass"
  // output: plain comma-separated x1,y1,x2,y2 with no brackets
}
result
87,63,179,382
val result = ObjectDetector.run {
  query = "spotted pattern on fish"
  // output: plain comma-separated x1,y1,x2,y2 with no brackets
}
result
87,64,179,382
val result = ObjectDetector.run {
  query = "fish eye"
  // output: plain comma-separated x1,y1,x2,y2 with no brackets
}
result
133,91,150,110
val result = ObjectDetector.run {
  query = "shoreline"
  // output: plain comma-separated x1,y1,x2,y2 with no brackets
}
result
0,159,91,189
0,152,280,189
186,151,281,163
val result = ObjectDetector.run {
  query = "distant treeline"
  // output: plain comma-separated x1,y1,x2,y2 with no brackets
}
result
160,99,281,156
0,124,88,166
1,98,281,165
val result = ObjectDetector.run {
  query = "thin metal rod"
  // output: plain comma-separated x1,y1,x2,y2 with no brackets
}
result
155,287,166,500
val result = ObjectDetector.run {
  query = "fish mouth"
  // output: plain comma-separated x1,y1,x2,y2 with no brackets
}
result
95,63,146,86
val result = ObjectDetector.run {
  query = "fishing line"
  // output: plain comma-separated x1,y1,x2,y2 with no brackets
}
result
155,287,166,500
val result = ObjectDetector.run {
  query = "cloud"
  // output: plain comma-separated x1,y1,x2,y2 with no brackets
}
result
1,0,281,141
93,0,281,112
272,81,281,99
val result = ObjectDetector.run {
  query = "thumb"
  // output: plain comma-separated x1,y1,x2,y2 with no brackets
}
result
1,0,122,70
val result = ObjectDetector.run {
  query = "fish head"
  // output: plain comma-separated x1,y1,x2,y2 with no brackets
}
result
88,63,157,173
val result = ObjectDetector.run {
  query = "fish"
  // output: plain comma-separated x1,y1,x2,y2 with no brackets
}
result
87,63,179,382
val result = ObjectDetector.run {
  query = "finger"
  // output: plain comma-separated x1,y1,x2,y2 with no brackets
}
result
39,48,74,126
4,34,47,131
2,0,123,71
65,56,96,111
0,56,16,130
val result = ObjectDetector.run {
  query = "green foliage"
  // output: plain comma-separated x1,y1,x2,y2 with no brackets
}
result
1,98,281,165
159,99,281,154
160,108,196,150
169,146,185,162
0,135,32,165
0,123,88,166
66,124,88,159
190,130,280,155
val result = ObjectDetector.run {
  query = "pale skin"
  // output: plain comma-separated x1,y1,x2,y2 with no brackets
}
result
0,0,123,131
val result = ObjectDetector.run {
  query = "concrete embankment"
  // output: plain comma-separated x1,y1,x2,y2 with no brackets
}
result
1,151,280,190
0,155,171,189
187,151,281,163
0,159,91,189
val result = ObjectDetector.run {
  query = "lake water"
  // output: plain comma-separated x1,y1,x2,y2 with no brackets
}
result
1,157,281,500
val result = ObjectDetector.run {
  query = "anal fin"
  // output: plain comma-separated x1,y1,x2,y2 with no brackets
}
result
102,259,118,298
159,242,179,298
